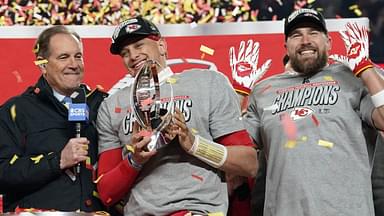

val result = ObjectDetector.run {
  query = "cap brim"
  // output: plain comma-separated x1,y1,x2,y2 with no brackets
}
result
110,33,150,55
285,16,326,37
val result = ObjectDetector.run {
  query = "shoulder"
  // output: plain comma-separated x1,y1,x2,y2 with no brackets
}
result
84,84,108,100
179,69,230,83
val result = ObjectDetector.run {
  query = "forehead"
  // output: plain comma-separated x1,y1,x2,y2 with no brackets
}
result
48,33,82,55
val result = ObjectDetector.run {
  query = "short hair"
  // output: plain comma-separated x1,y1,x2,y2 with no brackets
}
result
33,26,81,58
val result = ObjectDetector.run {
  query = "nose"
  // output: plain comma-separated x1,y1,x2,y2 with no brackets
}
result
128,48,140,63
68,56,82,69
301,33,311,44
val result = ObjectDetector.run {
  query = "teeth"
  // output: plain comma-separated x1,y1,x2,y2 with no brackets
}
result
300,50,315,55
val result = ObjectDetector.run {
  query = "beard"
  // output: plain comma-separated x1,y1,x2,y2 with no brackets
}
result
290,49,328,77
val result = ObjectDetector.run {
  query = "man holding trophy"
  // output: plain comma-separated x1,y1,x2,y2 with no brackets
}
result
96,16,258,215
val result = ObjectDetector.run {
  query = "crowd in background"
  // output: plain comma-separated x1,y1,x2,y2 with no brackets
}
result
0,0,383,61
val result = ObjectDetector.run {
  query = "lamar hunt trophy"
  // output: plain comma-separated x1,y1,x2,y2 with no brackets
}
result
131,60,174,151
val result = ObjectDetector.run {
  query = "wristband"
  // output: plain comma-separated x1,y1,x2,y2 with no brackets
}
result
127,151,142,170
188,135,227,168
371,90,384,108
232,82,251,96
354,59,374,77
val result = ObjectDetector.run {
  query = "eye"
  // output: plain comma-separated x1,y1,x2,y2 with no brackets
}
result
75,53,83,60
310,30,320,36
290,33,301,38
58,54,69,60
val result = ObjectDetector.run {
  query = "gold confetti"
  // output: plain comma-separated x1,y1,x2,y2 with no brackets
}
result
318,139,334,148
125,144,135,153
10,154,18,165
323,76,333,81
93,190,100,198
34,59,48,66
285,140,297,148
30,154,44,164
199,45,215,56
208,212,224,216
166,77,177,84
10,104,16,122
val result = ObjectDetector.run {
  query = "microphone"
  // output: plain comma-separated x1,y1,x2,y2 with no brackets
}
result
68,87,89,174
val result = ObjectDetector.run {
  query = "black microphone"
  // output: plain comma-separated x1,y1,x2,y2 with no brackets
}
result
68,87,89,174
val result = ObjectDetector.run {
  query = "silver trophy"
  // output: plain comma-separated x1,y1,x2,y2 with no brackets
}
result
131,60,174,151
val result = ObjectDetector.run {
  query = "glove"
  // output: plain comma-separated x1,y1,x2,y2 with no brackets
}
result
229,39,272,95
329,22,373,76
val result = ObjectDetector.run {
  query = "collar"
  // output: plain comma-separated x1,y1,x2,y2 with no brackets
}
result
52,89,67,102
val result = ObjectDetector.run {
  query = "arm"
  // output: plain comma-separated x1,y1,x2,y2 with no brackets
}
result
360,67,384,130
96,100,156,206
216,130,258,177
0,103,61,193
172,109,258,178
96,148,139,206
329,22,384,130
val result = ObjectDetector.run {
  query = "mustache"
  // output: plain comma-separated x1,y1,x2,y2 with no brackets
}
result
297,45,317,52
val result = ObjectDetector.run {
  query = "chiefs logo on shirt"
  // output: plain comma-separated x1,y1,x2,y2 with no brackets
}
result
290,107,314,121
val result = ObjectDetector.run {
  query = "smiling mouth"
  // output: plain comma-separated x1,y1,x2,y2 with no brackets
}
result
64,72,81,75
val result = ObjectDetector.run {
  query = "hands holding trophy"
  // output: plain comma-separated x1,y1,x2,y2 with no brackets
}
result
131,60,174,151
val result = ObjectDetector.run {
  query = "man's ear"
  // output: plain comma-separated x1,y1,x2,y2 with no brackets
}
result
326,35,332,52
158,38,167,56
35,57,48,73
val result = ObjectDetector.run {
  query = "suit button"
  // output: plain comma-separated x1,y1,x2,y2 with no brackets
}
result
85,199,92,207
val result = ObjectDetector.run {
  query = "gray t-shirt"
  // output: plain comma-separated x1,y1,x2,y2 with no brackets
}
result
97,68,245,215
245,64,376,216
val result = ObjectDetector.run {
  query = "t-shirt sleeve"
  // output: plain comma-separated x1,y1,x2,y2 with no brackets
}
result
244,92,263,147
97,99,122,154
209,72,245,139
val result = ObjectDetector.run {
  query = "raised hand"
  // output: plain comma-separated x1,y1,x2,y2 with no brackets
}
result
329,22,373,76
229,39,272,95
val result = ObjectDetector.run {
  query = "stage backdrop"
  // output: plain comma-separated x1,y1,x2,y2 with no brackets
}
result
0,18,370,104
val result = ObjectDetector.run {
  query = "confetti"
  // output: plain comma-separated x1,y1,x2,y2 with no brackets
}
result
10,104,16,121
10,154,18,165
34,59,48,66
323,76,334,81
200,45,214,56
30,154,44,164
190,21,197,28
285,140,297,148
318,139,334,148
281,112,297,141
166,77,177,84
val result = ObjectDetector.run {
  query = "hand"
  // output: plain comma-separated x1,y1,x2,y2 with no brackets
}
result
170,108,195,152
60,137,89,169
128,122,157,166
229,39,272,95
329,22,373,76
